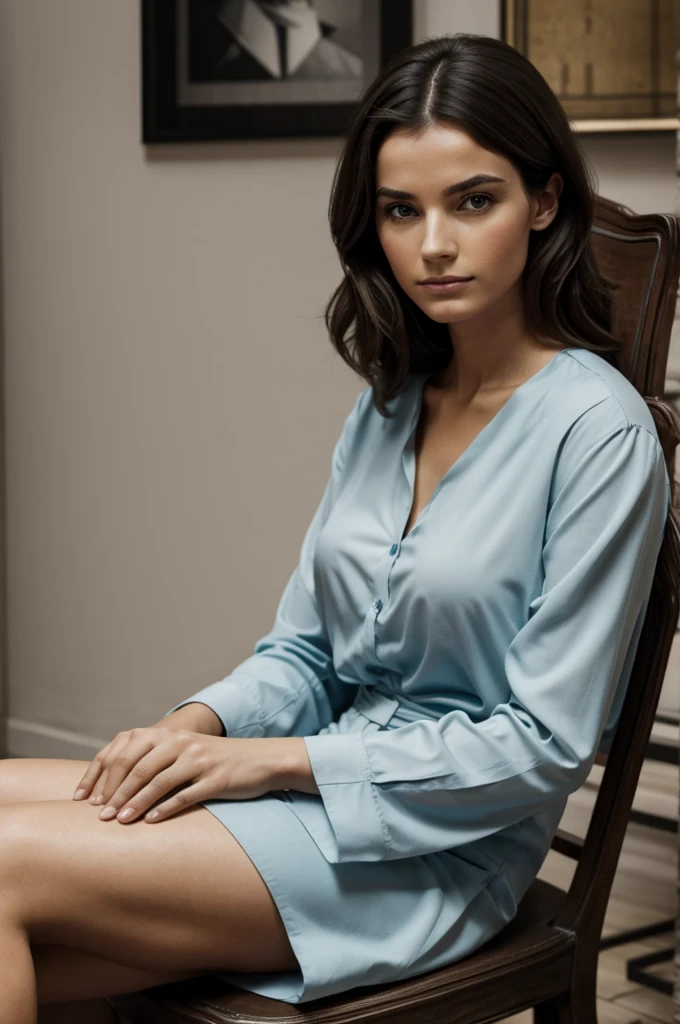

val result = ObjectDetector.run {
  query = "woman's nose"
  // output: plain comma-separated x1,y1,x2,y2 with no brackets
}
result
420,214,458,261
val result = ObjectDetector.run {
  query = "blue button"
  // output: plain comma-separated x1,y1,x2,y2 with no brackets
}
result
390,543,398,555
374,598,383,612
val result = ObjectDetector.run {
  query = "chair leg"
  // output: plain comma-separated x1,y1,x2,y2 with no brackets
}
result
533,968,597,1024
534,995,572,1024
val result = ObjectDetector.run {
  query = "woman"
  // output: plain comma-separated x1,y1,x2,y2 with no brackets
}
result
0,32,676,1023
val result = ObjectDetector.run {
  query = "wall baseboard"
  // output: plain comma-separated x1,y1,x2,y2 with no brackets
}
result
5,719,108,760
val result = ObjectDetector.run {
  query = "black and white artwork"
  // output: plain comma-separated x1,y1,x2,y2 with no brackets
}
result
141,0,413,142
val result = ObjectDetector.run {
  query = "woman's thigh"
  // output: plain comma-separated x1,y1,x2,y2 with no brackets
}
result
0,757,105,805
0,758,299,977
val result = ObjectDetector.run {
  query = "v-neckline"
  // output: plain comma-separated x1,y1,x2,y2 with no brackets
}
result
399,347,576,541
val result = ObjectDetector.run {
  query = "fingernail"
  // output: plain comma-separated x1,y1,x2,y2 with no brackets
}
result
91,795,103,805
117,808,135,821
73,788,86,800
99,806,117,820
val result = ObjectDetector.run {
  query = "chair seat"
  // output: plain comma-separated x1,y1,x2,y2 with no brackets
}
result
111,877,575,1024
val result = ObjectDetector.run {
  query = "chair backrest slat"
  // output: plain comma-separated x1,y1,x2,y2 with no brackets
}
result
550,196,680,937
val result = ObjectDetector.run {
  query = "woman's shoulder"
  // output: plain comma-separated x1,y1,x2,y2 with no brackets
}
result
545,347,668,503
549,347,662,453
557,347,659,437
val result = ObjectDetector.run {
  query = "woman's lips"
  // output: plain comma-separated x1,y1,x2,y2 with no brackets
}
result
420,278,473,293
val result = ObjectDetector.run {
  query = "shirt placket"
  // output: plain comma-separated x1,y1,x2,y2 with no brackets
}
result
353,536,404,727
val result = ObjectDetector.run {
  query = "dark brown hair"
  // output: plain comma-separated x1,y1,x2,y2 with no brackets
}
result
324,32,621,417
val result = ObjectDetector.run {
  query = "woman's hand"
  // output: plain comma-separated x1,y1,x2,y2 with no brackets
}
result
71,726,305,824
74,704,224,810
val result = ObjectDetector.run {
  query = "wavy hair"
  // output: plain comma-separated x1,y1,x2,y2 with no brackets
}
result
324,33,621,417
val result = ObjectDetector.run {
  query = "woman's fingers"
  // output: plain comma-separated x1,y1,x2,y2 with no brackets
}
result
97,750,196,823
96,732,158,806
89,734,134,803
72,744,116,801
72,732,132,803
136,781,206,823
89,766,111,805
72,759,102,800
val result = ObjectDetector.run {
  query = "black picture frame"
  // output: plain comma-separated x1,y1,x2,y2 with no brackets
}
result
141,0,414,143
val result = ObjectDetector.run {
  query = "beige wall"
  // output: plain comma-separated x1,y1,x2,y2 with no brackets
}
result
0,1,676,758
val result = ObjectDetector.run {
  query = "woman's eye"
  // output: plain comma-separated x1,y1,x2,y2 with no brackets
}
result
384,194,494,220
460,193,494,212
385,203,414,220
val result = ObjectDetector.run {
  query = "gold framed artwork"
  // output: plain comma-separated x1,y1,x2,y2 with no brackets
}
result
501,0,679,132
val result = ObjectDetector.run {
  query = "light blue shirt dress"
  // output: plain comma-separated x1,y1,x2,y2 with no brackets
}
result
164,345,671,1004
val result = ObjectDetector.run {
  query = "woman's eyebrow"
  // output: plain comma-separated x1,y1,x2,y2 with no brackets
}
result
375,174,506,200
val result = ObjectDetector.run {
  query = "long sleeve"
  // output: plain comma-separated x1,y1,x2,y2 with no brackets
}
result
303,422,671,863
163,386,370,739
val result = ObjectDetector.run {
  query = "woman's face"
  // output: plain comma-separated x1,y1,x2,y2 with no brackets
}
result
374,122,561,329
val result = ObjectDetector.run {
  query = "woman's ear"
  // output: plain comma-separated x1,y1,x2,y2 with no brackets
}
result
530,172,563,232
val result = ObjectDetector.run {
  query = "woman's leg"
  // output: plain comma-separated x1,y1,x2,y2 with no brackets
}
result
0,757,225,1009
32,941,208,1006
0,758,299,1022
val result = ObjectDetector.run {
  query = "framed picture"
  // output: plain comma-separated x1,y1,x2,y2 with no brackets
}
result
501,0,679,133
141,0,413,143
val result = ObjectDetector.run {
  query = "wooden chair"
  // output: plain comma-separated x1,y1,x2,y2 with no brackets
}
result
110,195,680,1024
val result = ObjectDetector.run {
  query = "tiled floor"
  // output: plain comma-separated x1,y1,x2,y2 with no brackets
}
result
499,726,677,1024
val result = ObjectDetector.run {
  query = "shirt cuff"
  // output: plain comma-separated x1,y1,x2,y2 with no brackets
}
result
303,733,391,861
